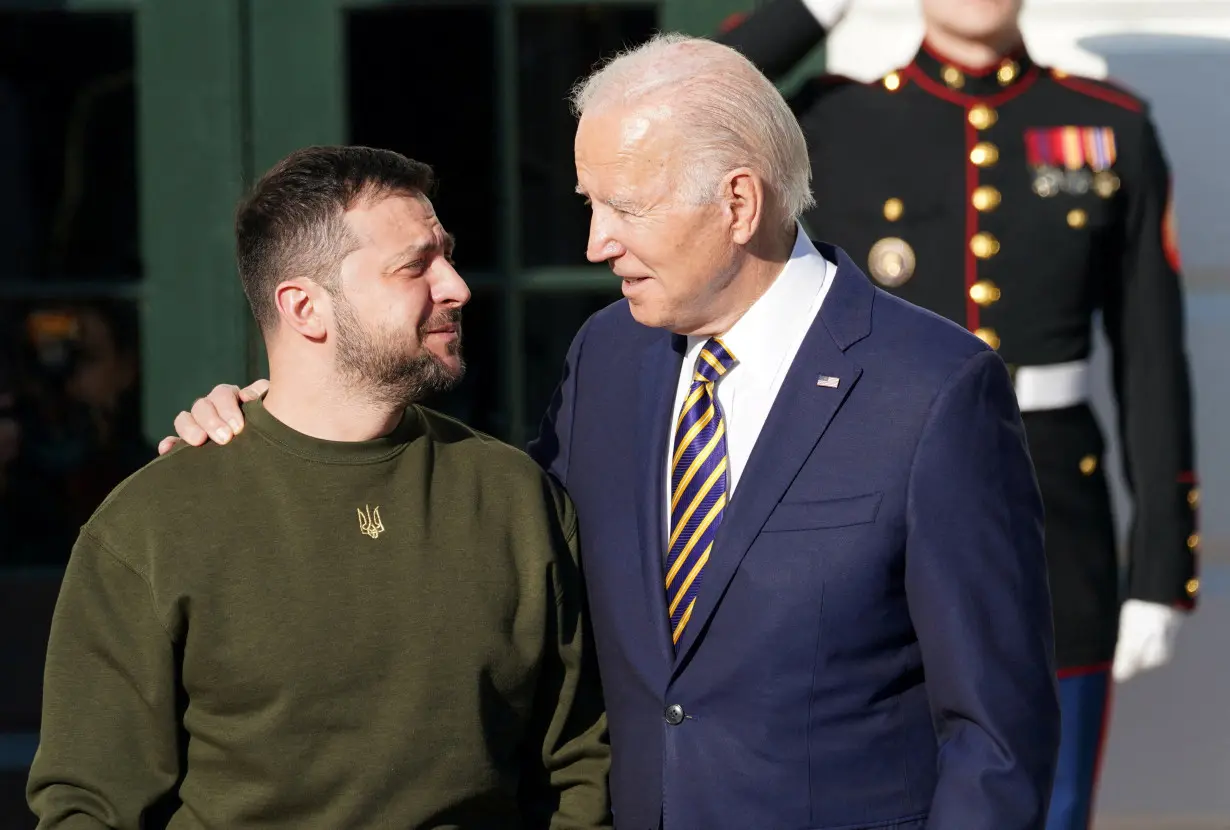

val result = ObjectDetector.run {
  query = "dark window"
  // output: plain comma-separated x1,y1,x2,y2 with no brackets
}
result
522,289,620,431
0,12,147,572
517,5,659,267
0,12,138,284
346,7,498,272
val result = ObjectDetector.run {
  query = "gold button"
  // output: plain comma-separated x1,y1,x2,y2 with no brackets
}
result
969,280,1001,306
968,104,998,130
1188,488,1201,508
970,232,1000,259
1188,533,1200,550
1052,68,1068,79
975,327,1000,349
1186,578,1200,596
883,71,902,92
942,66,965,88
883,198,904,221
972,185,1001,212
1079,455,1098,475
970,142,999,167
997,60,1019,85
1067,209,1088,228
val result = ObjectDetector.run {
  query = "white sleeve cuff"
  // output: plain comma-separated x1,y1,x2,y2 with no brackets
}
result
799,0,850,29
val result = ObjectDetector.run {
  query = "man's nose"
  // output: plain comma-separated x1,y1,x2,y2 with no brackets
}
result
586,213,625,263
431,260,471,307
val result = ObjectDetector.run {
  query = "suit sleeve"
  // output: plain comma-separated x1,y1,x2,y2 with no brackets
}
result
526,315,594,486
1101,109,1199,610
712,0,831,81
519,486,612,829
905,349,1060,830
27,530,182,829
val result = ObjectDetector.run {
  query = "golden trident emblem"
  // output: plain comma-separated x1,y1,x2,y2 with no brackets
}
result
357,505,384,539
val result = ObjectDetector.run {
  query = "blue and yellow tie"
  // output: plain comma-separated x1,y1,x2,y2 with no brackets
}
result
665,338,737,647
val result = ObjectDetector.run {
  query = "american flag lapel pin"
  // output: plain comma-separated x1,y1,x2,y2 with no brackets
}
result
816,375,840,388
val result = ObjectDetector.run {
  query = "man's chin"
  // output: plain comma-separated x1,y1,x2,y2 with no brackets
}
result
432,352,466,382
627,300,676,332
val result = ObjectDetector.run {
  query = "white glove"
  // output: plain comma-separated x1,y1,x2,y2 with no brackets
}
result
800,0,853,29
1111,599,1185,683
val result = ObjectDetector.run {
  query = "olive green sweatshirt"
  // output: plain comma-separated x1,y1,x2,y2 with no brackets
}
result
27,399,610,829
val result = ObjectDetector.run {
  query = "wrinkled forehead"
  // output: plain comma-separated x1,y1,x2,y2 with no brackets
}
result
347,191,439,241
342,191,454,265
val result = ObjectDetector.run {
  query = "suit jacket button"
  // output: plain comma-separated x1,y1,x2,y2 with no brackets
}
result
664,704,685,725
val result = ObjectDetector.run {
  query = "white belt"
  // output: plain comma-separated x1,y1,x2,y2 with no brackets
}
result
1013,360,1090,412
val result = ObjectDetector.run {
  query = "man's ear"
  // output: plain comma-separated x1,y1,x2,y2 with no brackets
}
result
722,167,766,245
274,279,328,341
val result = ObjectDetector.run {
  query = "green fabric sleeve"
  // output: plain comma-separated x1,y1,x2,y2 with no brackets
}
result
518,491,612,830
28,529,182,830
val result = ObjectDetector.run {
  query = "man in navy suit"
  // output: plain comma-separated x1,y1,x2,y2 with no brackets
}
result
163,34,1059,830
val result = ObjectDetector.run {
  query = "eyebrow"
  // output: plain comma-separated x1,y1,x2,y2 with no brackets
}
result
391,232,456,265
575,185,641,214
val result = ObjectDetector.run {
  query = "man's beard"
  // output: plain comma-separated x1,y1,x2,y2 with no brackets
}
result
333,298,465,407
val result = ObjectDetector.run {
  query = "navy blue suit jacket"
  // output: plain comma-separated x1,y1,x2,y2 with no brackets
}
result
528,243,1060,830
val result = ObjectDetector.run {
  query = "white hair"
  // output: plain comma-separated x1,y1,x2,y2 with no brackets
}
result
569,32,815,225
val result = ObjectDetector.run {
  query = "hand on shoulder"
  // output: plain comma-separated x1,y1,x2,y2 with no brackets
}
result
157,380,270,455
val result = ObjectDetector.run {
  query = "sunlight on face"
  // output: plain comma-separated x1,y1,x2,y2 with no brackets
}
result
574,102,737,334
331,193,470,405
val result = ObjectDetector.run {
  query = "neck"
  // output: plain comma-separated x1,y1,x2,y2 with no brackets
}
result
262,351,406,442
923,24,1023,70
689,222,797,337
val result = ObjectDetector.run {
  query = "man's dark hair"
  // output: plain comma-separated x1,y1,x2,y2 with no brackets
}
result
235,145,434,332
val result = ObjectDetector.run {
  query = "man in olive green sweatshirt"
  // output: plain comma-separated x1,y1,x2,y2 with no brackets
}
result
26,146,611,829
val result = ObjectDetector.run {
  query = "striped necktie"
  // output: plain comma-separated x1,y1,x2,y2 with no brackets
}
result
665,338,737,647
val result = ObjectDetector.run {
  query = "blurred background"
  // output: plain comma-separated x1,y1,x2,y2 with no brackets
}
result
0,0,1224,827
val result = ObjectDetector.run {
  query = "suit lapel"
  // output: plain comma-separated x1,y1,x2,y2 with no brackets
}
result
636,329,685,665
672,247,874,667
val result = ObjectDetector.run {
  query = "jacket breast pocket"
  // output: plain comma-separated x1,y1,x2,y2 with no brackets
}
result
761,492,883,533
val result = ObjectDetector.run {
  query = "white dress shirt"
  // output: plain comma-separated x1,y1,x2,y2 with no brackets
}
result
665,226,836,531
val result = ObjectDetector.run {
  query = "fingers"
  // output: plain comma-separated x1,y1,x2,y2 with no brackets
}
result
204,383,249,438
1111,650,1138,684
169,380,267,450
186,393,235,444
239,379,270,402
1139,632,1173,675
1111,616,1145,683
1111,632,1167,684
173,407,214,446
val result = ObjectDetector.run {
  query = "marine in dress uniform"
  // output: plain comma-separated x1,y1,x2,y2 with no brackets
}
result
716,2,1200,827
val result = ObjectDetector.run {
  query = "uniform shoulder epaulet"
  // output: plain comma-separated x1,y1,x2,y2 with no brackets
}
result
1047,67,1145,113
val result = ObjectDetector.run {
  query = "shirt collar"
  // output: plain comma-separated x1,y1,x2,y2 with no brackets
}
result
908,39,1037,101
690,223,830,380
